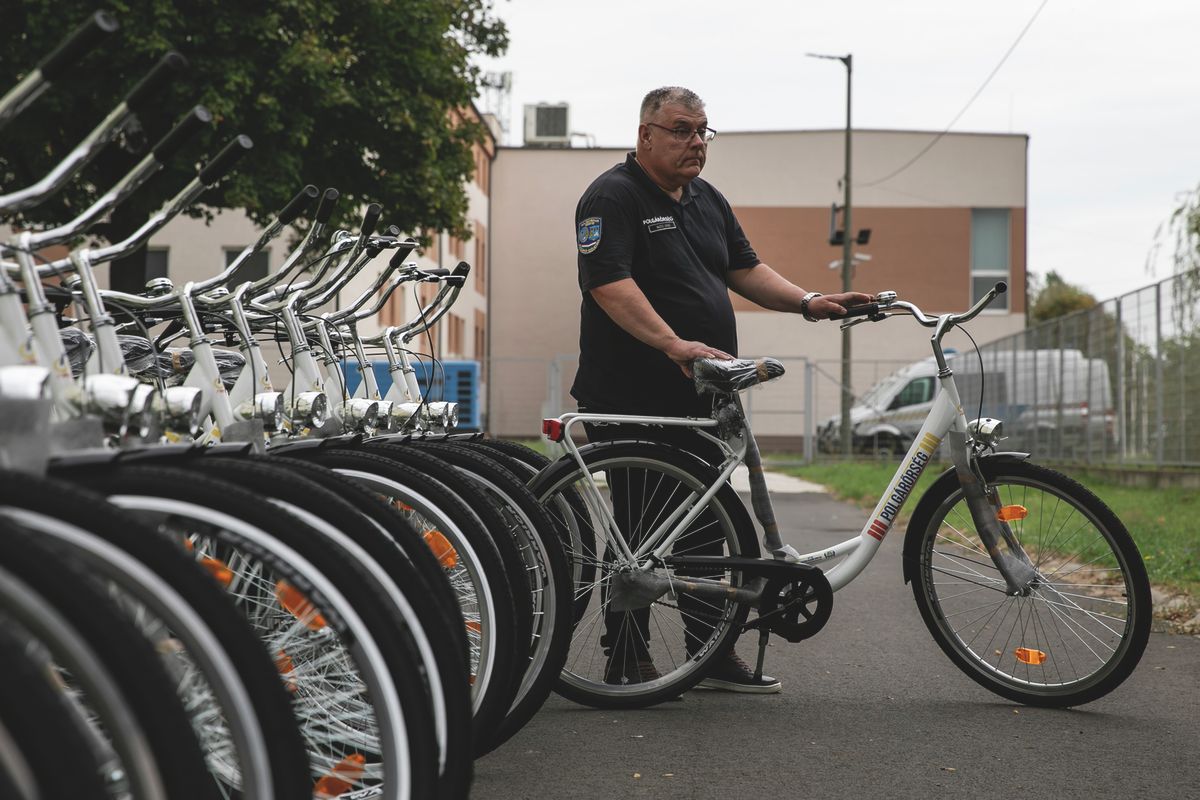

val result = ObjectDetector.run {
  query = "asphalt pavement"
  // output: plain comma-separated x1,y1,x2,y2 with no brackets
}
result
474,487,1200,800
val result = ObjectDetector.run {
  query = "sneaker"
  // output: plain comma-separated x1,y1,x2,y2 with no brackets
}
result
697,652,781,694
603,655,661,685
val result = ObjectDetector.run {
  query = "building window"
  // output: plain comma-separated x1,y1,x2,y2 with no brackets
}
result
225,247,270,283
970,209,1009,309
474,221,486,294
146,247,169,280
447,313,465,356
474,309,487,382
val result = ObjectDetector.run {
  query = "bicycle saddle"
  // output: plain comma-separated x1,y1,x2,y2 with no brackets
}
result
692,357,785,394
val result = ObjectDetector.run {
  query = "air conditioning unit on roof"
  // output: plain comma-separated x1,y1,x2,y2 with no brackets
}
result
524,103,570,148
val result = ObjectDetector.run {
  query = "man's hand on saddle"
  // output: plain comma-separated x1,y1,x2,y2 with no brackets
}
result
664,337,733,378
806,291,877,320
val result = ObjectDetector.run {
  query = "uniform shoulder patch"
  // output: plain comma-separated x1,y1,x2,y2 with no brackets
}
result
577,216,602,254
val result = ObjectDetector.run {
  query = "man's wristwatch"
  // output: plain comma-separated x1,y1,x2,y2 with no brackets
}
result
800,292,823,322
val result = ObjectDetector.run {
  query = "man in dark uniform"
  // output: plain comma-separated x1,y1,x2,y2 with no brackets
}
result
573,86,871,693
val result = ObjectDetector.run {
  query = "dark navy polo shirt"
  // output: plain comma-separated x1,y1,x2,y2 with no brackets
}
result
571,152,759,416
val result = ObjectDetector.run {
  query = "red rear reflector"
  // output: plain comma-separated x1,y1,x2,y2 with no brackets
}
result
542,418,565,442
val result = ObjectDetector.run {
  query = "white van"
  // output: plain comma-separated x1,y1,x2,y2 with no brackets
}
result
818,349,1115,455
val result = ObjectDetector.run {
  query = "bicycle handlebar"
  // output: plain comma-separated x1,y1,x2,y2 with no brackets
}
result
151,105,212,163
124,51,188,113
197,135,253,184
277,184,321,226
315,188,339,223
38,11,120,81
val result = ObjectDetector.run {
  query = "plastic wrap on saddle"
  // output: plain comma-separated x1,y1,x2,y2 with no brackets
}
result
120,336,245,390
693,357,785,394
118,335,159,376
59,328,95,377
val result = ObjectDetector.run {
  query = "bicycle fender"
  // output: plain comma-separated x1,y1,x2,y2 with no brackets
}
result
900,452,1030,585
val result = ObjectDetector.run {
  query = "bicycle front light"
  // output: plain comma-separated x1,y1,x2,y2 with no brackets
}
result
340,398,380,433
156,385,204,438
290,391,329,429
427,401,458,430
239,391,285,432
78,374,151,438
373,400,401,433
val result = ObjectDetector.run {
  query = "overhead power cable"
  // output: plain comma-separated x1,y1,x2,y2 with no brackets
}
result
857,0,1050,188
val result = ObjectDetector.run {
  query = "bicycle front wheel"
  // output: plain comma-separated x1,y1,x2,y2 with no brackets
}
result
530,441,759,709
908,459,1151,707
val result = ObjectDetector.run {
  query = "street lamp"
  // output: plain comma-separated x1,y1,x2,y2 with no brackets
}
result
807,51,854,456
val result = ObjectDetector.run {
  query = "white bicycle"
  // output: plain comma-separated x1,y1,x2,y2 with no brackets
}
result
531,282,1152,709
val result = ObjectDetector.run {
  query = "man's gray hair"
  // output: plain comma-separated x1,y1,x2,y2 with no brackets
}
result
640,87,704,122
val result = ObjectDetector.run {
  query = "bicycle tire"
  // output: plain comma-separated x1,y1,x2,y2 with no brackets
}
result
383,439,573,754
906,458,1152,707
56,463,437,800
189,455,473,800
0,617,109,800
468,439,597,626
1,467,309,799
529,441,760,709
0,522,215,800
276,445,523,756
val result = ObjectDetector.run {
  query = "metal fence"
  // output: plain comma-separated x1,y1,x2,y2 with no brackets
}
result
490,271,1200,467
964,271,1200,467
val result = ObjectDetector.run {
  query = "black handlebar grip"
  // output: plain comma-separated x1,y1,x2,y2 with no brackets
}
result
452,260,471,277
994,281,1008,294
385,225,401,237
198,135,253,185
829,301,881,320
277,185,320,226
315,188,339,224
388,247,412,269
151,105,212,164
124,51,188,113
359,203,382,238
423,268,452,277
38,11,120,81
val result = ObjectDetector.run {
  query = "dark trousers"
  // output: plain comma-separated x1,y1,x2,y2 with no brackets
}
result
582,413,730,663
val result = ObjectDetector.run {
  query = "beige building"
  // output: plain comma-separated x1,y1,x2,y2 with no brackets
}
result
489,129,1029,443
72,123,1026,445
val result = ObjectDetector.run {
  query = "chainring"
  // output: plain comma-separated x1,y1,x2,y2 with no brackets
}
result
754,569,834,643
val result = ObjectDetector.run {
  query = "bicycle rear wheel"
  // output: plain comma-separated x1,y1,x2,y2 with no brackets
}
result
529,441,759,709
906,459,1151,707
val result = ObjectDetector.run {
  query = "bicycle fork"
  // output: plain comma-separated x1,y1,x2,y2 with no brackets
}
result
947,430,1038,596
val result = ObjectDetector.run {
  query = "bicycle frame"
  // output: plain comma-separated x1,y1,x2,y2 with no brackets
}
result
545,285,1030,601
552,376,964,593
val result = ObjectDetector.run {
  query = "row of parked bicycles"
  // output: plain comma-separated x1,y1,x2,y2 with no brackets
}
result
0,12,589,800
0,11,1154,800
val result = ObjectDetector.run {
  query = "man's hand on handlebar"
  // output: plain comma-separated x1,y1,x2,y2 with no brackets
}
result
806,291,876,320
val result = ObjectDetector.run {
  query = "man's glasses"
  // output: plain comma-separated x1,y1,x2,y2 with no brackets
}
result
646,122,717,143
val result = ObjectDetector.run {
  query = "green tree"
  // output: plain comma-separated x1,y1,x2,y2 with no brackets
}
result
0,0,507,286
1028,270,1097,324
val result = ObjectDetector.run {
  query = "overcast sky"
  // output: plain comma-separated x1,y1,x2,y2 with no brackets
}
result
476,0,1200,303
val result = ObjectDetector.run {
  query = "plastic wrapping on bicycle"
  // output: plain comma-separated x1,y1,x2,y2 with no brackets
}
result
692,357,785,395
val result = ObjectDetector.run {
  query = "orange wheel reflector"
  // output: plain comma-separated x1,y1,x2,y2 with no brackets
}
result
465,620,482,635
392,499,414,512
200,556,234,588
423,529,458,569
314,753,366,798
275,580,328,631
997,505,1028,522
468,672,476,686
182,537,195,552
1015,647,1047,665
275,649,298,693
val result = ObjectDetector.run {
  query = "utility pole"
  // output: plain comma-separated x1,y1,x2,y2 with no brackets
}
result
809,52,854,456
